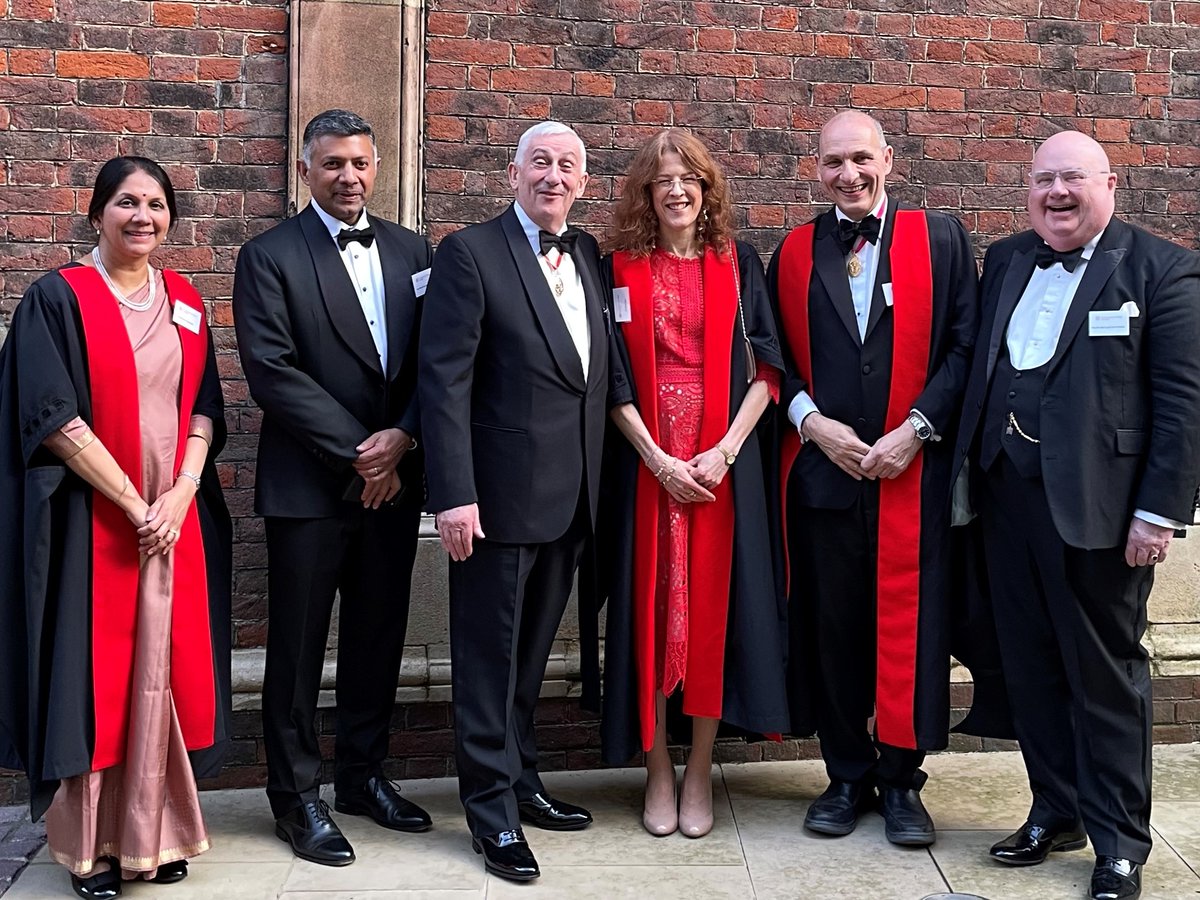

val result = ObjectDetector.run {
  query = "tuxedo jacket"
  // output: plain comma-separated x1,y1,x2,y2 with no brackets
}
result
419,205,609,544
768,203,979,510
954,217,1200,549
233,204,433,517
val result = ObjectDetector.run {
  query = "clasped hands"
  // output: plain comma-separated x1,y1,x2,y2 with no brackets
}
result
802,412,921,481
648,447,728,504
354,427,415,509
126,476,197,556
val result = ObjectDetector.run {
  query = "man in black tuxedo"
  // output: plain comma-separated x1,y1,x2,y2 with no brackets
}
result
419,121,608,882
768,110,977,847
955,130,1200,900
233,109,433,866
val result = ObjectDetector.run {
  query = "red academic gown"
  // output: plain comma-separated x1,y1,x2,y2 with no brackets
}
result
598,241,791,764
767,205,981,751
0,264,232,818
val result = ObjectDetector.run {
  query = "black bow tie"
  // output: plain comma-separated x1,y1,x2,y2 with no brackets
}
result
539,229,580,257
835,215,881,255
336,225,376,251
1035,243,1085,273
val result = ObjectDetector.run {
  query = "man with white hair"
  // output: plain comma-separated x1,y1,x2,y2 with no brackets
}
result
419,121,608,881
954,130,1200,900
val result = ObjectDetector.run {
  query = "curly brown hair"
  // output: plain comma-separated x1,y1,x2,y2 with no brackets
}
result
606,129,737,258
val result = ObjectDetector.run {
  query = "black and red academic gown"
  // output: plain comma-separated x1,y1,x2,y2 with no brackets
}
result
767,204,984,751
598,241,791,765
0,264,232,819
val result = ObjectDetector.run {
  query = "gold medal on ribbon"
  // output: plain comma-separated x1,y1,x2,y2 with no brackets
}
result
846,254,863,278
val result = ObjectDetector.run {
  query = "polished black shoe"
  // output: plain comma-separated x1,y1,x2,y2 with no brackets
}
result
335,775,432,833
275,799,356,866
149,859,188,884
803,780,876,836
879,787,936,847
71,860,121,900
471,829,540,882
989,821,1088,866
516,792,593,831
1090,856,1141,900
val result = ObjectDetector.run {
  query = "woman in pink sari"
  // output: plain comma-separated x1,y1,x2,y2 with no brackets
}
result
0,157,231,898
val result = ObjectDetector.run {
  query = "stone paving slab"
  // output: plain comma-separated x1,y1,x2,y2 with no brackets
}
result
3,745,1198,899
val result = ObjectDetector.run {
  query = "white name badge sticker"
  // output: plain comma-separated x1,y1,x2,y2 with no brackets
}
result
1089,309,1130,337
411,268,431,297
172,301,203,334
612,286,632,323
882,283,894,307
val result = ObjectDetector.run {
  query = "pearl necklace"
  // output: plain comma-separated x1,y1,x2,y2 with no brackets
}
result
92,247,155,312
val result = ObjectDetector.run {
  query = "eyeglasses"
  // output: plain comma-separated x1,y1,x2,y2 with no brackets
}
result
650,174,703,192
1028,169,1109,189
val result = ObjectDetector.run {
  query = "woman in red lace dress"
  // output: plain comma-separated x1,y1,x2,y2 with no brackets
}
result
601,130,790,838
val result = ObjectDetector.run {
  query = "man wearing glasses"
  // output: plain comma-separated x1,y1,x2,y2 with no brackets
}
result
953,130,1200,900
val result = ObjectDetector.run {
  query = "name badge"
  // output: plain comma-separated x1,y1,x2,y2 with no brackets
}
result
411,268,431,298
1089,309,1130,337
882,283,894,307
172,301,203,334
612,286,632,323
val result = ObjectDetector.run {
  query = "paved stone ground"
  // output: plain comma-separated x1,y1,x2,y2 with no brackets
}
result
3,745,1198,899
0,807,44,898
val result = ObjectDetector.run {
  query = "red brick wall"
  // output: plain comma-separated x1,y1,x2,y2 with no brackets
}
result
423,0,1200,258
2,1,1199,653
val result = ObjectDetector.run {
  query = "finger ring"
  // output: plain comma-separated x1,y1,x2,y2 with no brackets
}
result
1150,553,1160,562
372,467,380,476
168,529,178,539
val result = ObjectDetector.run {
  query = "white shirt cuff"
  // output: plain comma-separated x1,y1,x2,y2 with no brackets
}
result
788,392,819,438
1134,509,1187,530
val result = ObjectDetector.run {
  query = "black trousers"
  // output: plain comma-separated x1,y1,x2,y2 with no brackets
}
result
979,456,1154,863
788,483,925,791
449,496,588,837
261,505,420,818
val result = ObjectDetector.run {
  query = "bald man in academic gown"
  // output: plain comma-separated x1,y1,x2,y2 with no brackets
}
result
769,110,978,847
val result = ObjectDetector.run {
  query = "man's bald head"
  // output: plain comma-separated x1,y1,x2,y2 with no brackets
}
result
816,110,893,220
1028,130,1117,251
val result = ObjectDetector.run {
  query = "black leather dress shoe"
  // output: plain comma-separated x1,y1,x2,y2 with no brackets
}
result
471,829,540,882
989,821,1088,866
803,781,876,836
275,799,355,866
1090,856,1141,900
149,859,188,884
879,787,936,846
335,775,432,833
517,792,593,831
71,860,121,900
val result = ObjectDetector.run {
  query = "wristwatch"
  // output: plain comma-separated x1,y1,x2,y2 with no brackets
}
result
718,445,737,466
907,411,933,441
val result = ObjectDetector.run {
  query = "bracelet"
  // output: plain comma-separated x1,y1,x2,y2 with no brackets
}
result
177,470,201,489
187,430,212,446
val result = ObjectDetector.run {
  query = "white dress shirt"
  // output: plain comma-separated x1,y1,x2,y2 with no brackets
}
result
1005,230,1103,371
312,200,388,371
513,201,590,380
